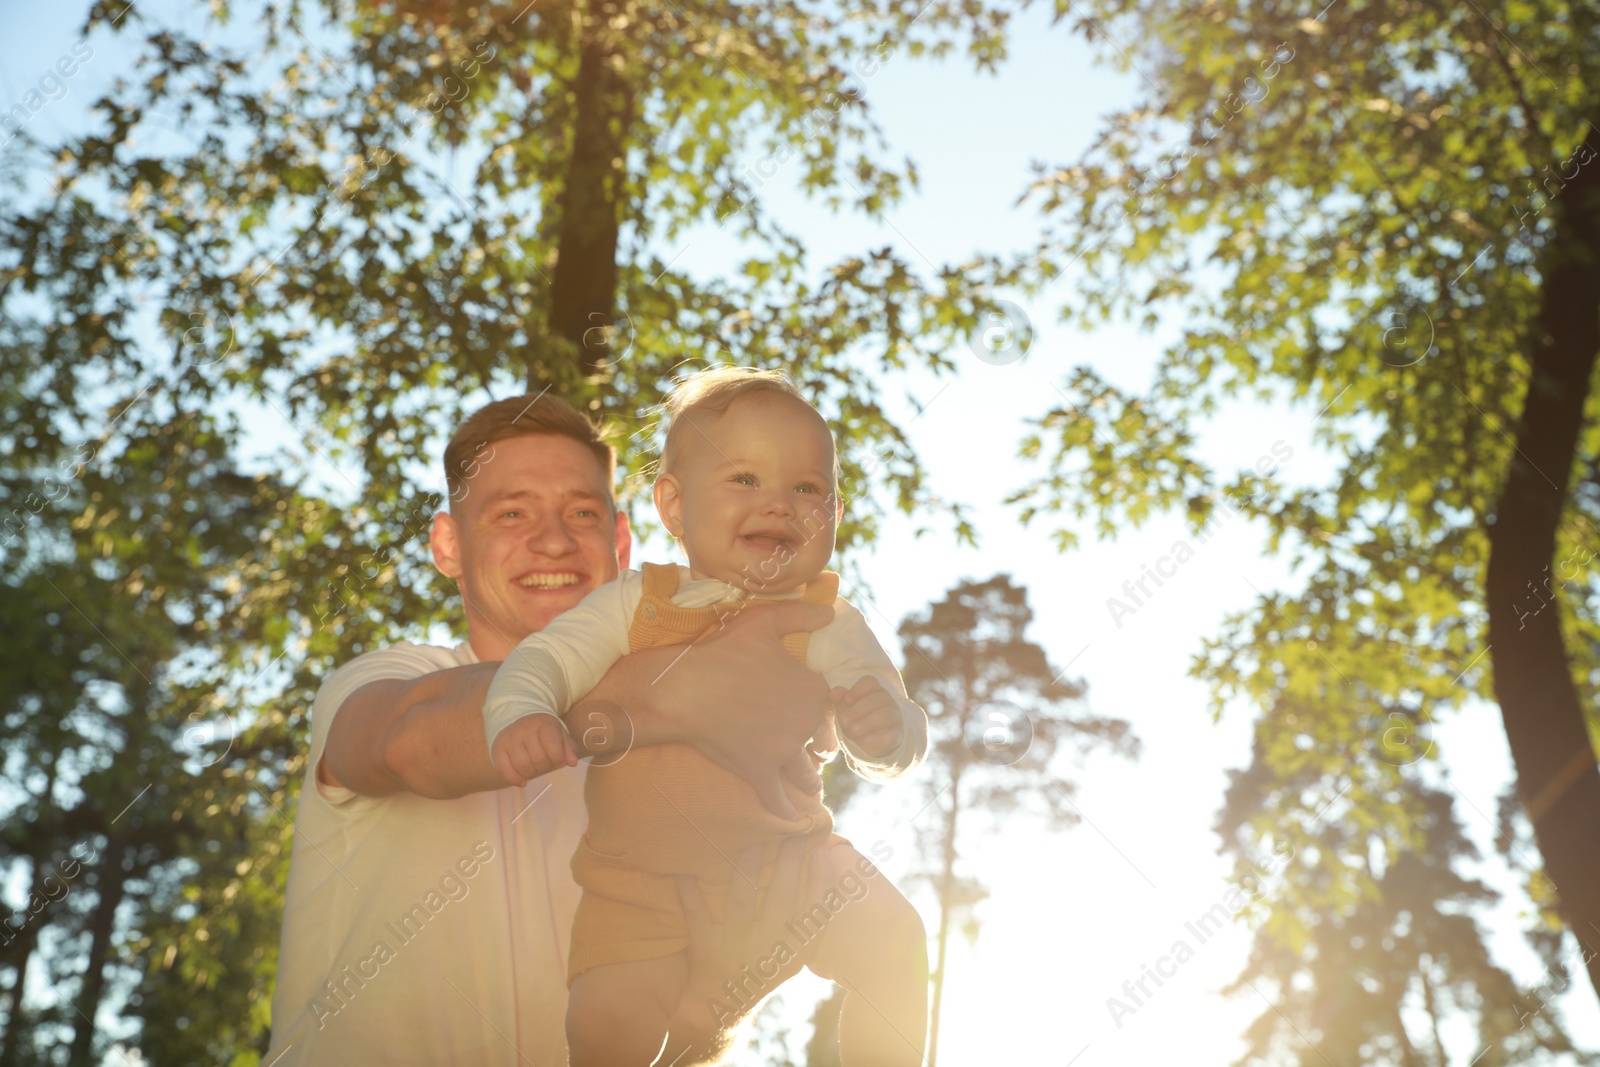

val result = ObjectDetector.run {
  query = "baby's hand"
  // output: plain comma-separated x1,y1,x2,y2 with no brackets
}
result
491,714,579,787
833,677,903,759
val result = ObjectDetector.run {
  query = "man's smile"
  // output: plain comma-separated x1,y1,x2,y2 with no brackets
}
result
514,570,585,590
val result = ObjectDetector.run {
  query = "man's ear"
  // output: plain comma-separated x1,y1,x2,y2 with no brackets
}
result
613,509,633,569
653,474,685,538
431,512,465,584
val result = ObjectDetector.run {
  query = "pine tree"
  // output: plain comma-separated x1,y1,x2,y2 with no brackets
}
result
895,575,1139,1066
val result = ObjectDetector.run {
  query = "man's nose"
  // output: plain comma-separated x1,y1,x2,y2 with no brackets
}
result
523,511,578,554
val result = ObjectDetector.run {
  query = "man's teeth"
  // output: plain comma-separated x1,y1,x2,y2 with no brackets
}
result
518,573,582,589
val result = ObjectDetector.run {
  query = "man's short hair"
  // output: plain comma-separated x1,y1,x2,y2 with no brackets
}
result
661,366,823,473
444,393,617,509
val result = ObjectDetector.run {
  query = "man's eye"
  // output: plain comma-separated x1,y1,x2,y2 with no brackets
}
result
573,509,598,519
501,510,521,519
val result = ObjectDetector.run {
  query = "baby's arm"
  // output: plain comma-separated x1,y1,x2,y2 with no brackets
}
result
482,573,639,782
807,599,929,780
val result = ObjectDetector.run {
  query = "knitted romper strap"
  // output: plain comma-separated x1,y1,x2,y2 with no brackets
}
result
635,562,839,650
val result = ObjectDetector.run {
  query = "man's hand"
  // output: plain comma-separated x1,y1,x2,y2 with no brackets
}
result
489,714,579,787
661,838,836,1064
834,676,903,759
580,599,833,820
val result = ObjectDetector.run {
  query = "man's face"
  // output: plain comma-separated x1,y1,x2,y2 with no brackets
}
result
432,433,630,660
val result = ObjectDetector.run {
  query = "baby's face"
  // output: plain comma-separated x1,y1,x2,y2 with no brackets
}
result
655,393,841,594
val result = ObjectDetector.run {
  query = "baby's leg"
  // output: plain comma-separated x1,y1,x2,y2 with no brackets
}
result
566,952,688,1067
804,843,929,1067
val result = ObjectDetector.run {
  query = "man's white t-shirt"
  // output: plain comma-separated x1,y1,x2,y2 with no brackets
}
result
266,642,587,1066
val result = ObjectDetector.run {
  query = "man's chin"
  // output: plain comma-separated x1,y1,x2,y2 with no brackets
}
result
514,588,591,629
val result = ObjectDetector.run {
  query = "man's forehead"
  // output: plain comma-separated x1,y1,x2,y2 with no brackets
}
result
455,438,614,512
480,484,607,505
457,482,607,519
467,435,611,484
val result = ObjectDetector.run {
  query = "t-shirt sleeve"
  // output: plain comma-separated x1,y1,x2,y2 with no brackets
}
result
481,572,640,749
307,642,470,809
806,597,929,781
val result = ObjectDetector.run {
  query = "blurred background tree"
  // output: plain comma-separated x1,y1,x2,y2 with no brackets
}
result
785,575,1137,1067
0,0,1032,1060
1006,0,1600,1052
1219,722,1590,1064
895,574,1138,1065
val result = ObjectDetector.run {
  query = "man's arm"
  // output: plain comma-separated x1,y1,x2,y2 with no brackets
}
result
321,662,508,799
321,660,639,799
573,599,835,818
323,598,835,805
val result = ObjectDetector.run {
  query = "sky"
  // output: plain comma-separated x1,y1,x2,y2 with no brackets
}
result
3,0,1596,1063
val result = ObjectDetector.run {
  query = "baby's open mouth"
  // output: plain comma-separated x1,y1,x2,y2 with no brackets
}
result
739,533,793,553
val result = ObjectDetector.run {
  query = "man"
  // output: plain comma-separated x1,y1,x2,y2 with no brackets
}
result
266,394,917,1064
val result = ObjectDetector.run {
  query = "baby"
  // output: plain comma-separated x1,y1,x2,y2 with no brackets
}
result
482,367,930,1066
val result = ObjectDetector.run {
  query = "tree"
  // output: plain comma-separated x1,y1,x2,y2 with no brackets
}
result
1003,0,1600,1038
0,0,1029,1058
1219,717,1590,1064
894,575,1139,1065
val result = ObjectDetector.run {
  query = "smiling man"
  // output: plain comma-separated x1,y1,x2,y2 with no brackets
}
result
265,393,879,1065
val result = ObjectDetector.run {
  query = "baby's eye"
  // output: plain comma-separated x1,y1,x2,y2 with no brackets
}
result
795,483,819,494
732,472,757,486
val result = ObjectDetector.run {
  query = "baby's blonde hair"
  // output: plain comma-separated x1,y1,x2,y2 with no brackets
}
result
660,366,828,473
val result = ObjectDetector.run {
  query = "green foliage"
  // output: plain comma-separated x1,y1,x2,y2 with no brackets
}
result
1008,0,1600,1057
1218,767,1590,1064
0,0,1030,1059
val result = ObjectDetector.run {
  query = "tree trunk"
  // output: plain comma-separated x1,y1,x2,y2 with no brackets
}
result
926,765,962,1067
543,0,634,391
1418,962,1446,1066
1484,125,1600,1002
68,842,127,1067
804,986,846,1067
1391,996,1425,1067
0,858,42,1067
